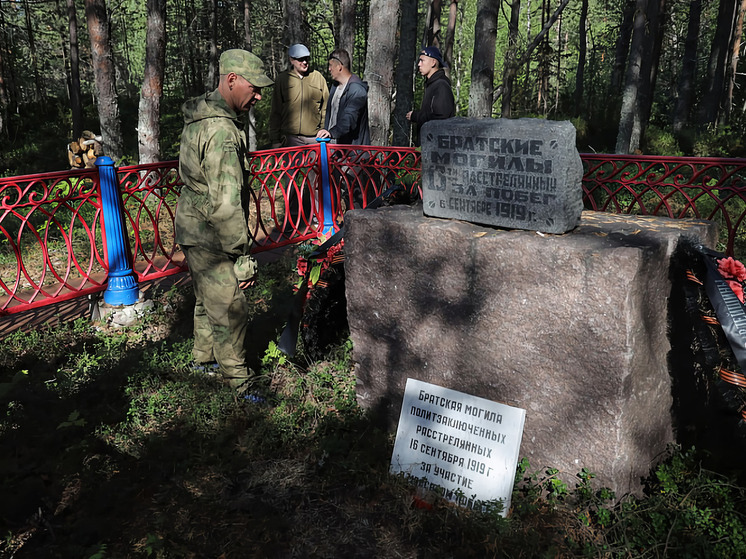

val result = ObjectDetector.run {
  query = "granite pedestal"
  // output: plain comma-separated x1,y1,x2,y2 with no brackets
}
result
345,206,718,496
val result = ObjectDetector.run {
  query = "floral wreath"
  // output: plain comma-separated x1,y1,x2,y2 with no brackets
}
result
295,234,345,301
717,256,746,304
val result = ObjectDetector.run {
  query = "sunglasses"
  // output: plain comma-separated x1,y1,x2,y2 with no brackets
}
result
292,57,310,63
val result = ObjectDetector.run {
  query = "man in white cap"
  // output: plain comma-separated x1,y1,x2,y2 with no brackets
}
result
269,44,329,231
269,44,329,148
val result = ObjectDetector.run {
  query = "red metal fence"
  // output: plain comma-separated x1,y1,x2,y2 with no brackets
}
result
245,143,421,250
0,148,743,316
582,154,746,256
0,168,106,313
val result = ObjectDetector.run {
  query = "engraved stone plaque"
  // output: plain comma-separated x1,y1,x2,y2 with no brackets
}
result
421,117,583,234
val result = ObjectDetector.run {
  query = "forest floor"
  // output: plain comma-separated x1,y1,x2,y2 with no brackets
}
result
1,247,746,559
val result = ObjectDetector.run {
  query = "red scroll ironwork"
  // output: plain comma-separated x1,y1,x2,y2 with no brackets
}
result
0,168,106,313
117,161,187,281
581,154,746,257
1,150,745,317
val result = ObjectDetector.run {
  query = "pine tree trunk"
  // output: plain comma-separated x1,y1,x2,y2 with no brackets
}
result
243,0,257,151
637,0,667,136
84,0,124,161
724,0,746,124
425,0,443,47
22,0,43,103
393,0,418,146
615,0,648,154
0,47,7,138
574,0,588,117
698,0,737,127
468,0,498,118
673,0,701,133
283,0,308,48
206,0,218,90
500,0,521,118
137,0,166,164
443,0,458,71
340,0,356,62
244,0,252,49
610,0,635,94
365,0,398,144
67,0,83,140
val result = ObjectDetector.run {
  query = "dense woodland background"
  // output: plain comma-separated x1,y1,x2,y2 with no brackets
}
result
3,0,746,175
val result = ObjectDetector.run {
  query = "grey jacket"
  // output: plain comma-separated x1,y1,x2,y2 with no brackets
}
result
324,74,371,145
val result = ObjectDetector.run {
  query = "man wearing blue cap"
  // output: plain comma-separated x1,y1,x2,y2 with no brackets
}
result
406,46,456,146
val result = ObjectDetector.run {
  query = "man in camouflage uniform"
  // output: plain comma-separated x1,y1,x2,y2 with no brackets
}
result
175,49,274,392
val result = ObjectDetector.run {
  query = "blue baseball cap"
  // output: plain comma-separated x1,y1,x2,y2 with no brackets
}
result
420,46,447,68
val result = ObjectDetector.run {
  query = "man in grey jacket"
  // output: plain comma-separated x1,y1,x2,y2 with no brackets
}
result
317,49,370,208
316,49,370,145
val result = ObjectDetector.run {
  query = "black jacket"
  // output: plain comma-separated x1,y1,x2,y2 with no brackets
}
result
410,69,456,145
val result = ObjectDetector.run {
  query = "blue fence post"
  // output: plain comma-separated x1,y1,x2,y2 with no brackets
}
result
316,138,336,235
96,156,140,305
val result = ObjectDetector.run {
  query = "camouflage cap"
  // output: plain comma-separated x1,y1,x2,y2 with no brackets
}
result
219,49,274,87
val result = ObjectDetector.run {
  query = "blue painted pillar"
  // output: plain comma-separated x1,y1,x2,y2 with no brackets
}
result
316,138,336,235
96,156,140,305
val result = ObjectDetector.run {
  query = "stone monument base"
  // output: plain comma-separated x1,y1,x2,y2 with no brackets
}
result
344,206,718,497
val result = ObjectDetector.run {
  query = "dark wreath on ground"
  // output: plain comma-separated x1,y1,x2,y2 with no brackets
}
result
670,238,746,462
283,186,415,361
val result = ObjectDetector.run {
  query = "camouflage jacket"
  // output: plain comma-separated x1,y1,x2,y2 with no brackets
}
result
175,89,250,257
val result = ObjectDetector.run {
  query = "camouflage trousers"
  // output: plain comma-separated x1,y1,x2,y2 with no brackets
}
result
183,245,253,388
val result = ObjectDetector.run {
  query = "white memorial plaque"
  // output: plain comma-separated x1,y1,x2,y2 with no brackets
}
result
390,378,526,516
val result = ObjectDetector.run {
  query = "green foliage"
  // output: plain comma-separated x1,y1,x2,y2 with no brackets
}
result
693,125,746,158
261,340,288,369
564,445,746,558
57,409,87,429
644,126,684,156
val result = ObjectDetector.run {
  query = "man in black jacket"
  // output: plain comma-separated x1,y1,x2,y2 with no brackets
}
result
406,46,456,146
